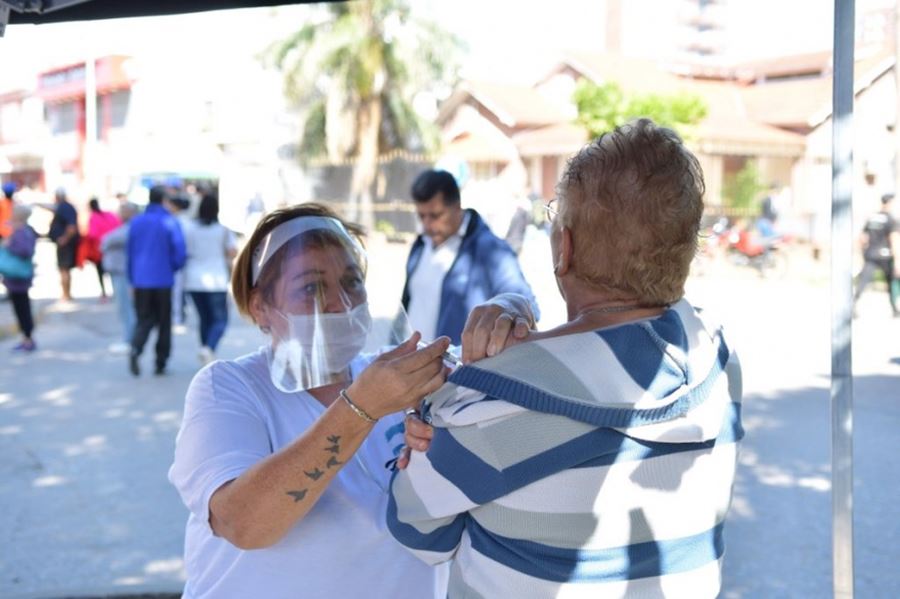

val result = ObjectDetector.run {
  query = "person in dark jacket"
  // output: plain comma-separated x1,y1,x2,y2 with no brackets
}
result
854,193,899,317
401,169,539,346
127,185,187,376
2,203,38,352
47,188,80,303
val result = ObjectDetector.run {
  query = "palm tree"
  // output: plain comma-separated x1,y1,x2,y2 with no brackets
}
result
269,0,461,231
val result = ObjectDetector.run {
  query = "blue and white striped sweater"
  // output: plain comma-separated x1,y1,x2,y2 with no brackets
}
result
388,299,742,598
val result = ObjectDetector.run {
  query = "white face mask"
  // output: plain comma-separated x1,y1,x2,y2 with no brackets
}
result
270,302,373,392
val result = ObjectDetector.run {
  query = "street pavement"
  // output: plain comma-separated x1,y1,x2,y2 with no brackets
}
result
1,233,899,598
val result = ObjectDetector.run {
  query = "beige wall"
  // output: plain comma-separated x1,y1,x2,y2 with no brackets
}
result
801,70,895,241
696,152,723,207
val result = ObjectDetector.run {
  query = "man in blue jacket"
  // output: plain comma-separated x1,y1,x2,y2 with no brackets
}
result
127,185,186,376
401,169,539,346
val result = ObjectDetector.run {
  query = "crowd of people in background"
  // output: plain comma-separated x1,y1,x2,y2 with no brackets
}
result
0,155,898,370
0,180,236,368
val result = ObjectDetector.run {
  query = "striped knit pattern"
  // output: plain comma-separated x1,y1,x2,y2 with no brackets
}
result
388,299,743,598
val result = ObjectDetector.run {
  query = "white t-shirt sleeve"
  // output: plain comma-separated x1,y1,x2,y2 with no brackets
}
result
168,362,272,529
224,226,238,253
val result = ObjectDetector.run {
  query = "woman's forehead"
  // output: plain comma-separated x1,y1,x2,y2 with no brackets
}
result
281,243,361,276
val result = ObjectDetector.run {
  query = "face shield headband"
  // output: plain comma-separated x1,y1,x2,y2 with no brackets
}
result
251,215,365,286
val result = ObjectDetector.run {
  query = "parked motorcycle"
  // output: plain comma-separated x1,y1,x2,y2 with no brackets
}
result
691,216,733,277
726,221,790,278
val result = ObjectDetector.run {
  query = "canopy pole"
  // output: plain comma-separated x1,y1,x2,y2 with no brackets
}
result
831,1,855,598
0,4,9,37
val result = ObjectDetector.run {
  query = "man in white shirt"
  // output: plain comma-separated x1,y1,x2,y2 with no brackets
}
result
401,169,539,345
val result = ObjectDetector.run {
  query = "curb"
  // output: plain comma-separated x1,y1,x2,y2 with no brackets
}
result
8,587,181,599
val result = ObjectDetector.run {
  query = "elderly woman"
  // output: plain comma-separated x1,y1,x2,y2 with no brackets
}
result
389,119,744,598
168,202,532,598
2,203,38,352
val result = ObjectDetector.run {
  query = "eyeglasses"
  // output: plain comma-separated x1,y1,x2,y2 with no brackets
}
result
543,198,558,222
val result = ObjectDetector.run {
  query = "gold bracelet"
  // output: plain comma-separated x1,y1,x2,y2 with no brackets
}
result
340,389,377,423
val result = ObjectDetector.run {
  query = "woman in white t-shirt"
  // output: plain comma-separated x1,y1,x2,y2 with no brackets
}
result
182,192,238,364
168,203,533,599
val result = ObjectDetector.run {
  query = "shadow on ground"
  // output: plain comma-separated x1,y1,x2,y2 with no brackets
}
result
722,374,900,598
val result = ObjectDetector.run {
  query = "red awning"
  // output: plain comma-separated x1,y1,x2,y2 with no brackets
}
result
36,55,133,104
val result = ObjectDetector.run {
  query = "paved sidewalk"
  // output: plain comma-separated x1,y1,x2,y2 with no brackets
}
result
0,296,264,598
0,239,265,598
2,233,899,598
1,239,99,343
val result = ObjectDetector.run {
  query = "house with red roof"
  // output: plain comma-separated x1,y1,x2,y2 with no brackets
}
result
435,49,896,242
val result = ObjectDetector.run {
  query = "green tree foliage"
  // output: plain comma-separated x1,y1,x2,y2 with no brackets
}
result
573,80,707,138
267,0,462,230
723,161,766,212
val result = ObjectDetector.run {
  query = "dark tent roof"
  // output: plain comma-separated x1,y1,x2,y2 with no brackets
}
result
4,1,322,26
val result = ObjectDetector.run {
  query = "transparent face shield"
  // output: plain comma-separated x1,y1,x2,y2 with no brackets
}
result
253,216,414,392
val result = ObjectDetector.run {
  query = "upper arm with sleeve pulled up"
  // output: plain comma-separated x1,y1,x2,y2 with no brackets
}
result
168,363,271,526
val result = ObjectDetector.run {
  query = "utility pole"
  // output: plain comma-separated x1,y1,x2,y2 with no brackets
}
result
83,54,98,199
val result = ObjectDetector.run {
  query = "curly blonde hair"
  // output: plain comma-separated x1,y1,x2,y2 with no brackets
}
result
556,118,704,305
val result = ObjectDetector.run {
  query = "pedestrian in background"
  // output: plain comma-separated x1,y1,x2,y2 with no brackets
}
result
183,191,237,365
101,201,139,354
402,169,539,345
47,188,80,305
0,181,14,240
2,203,38,352
84,197,121,302
127,185,186,376
167,193,192,333
854,193,899,317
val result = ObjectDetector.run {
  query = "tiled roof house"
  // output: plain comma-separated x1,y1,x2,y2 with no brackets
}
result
436,49,896,240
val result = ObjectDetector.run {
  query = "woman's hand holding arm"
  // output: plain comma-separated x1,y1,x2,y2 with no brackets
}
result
396,295,534,468
460,292,534,364
396,413,432,470
346,333,450,419
207,334,449,550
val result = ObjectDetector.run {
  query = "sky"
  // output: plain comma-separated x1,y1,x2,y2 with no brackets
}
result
0,6,308,90
421,0,606,83
0,0,877,96
0,1,605,92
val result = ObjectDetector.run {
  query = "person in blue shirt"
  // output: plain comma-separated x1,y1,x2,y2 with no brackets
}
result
401,169,539,346
127,185,187,376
